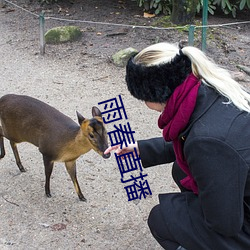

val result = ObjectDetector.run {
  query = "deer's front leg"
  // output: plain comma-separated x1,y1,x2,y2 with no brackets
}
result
65,160,86,202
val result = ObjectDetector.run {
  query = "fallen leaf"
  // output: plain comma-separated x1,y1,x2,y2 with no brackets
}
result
51,223,67,231
143,12,155,18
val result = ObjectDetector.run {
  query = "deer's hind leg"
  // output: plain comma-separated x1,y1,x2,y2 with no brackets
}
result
65,161,86,202
10,141,26,172
0,126,5,159
43,155,54,198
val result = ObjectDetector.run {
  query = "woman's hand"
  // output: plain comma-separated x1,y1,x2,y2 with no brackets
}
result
104,142,139,156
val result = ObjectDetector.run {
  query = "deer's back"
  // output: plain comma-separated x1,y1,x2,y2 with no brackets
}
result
0,94,79,147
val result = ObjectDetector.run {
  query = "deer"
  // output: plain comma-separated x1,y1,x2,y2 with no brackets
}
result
0,94,110,201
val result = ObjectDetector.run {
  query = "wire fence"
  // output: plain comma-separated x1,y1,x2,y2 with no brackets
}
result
3,0,250,55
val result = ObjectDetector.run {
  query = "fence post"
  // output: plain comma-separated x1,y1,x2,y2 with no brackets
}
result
201,0,208,51
188,25,195,46
39,11,45,55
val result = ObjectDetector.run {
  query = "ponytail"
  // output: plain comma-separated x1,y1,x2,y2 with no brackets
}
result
182,46,250,112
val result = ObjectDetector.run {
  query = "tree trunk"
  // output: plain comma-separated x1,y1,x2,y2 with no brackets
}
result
171,0,198,25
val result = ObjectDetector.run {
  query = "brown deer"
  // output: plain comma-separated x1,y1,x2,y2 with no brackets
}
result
0,94,110,201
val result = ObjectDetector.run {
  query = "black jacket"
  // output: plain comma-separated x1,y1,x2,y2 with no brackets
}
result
138,84,250,249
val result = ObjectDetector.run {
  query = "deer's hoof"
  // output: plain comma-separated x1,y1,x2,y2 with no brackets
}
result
79,196,87,202
46,193,52,198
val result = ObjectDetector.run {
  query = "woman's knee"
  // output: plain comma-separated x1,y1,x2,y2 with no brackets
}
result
148,204,179,249
148,204,161,233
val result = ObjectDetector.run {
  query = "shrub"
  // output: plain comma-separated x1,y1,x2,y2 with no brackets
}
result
136,0,250,17
135,0,172,15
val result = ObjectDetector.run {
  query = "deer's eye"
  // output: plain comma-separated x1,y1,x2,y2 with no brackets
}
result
89,133,94,139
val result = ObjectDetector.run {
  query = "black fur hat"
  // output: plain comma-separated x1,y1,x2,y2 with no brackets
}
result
125,52,192,103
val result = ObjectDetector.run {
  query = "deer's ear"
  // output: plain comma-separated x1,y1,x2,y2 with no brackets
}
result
92,106,102,117
76,111,85,125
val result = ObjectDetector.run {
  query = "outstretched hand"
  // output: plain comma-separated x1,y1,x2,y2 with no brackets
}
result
104,142,139,156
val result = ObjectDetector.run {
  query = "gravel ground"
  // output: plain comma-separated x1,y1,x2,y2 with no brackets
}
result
0,1,249,249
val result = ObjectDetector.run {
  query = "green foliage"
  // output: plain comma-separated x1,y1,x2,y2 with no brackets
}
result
213,0,237,17
239,0,250,9
135,0,250,18
135,0,172,15
197,0,216,15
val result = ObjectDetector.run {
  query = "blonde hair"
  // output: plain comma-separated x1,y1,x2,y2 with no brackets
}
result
134,42,250,113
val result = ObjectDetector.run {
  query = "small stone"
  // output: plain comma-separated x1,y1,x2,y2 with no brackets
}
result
112,47,138,67
39,223,50,228
45,26,82,44
231,71,247,82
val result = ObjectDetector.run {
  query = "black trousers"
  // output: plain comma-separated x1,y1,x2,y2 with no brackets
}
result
148,162,188,250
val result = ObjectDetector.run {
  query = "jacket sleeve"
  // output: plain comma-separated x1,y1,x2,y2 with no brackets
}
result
138,137,176,168
185,136,248,237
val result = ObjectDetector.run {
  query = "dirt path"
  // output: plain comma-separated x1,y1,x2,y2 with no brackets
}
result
0,1,249,249
0,3,175,250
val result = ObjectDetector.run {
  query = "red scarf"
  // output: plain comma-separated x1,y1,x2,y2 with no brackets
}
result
158,73,201,194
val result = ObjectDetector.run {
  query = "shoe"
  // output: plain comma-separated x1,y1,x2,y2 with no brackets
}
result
176,246,187,250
